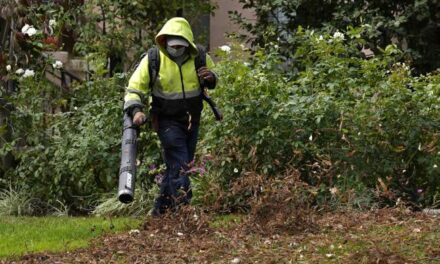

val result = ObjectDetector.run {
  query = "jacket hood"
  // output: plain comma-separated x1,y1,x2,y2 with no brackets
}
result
155,17,198,56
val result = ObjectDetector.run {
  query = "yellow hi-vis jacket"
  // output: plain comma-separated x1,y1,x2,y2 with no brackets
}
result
124,17,216,121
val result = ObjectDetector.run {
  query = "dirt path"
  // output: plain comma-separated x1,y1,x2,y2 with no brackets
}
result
2,208,440,264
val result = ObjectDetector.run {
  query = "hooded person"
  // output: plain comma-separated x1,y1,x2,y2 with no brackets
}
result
123,17,218,215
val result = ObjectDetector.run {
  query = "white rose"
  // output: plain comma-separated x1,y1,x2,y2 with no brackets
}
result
219,45,231,53
21,24,38,37
6,65,11,72
21,24,30,34
52,60,63,69
49,19,57,27
23,69,35,78
26,27,37,36
333,31,345,41
16,68,24,75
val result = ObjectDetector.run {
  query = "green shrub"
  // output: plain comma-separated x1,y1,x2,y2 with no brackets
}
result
2,23,438,212
200,28,440,208
1,70,162,213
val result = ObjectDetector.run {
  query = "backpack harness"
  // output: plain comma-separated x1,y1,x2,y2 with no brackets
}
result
147,44,207,90
143,45,222,121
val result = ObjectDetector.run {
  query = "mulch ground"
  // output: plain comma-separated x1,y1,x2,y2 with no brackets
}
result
2,207,440,264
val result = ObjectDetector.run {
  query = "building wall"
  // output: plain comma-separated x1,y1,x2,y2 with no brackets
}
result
209,0,255,50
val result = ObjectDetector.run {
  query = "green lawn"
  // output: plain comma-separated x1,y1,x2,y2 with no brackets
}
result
0,216,141,259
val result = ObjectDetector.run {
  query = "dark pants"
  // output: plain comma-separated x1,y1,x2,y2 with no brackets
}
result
153,118,199,213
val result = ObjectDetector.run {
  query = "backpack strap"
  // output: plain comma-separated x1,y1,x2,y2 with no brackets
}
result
148,45,207,89
195,44,207,70
147,47,160,89
145,45,221,121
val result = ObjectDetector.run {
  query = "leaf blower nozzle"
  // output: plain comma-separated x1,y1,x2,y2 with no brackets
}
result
118,112,138,203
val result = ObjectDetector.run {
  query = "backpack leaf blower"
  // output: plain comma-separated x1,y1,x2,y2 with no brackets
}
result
118,112,138,203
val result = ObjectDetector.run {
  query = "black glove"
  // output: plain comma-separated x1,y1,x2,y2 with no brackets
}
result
197,66,216,88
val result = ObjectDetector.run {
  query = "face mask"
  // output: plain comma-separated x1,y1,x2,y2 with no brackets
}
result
167,46,186,57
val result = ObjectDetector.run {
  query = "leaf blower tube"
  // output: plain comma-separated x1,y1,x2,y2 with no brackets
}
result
118,112,138,203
